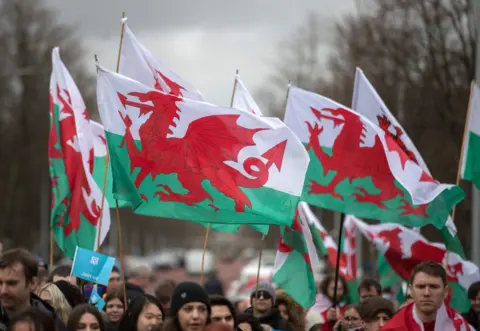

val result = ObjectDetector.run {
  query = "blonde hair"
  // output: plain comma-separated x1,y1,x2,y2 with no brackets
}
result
38,282,72,324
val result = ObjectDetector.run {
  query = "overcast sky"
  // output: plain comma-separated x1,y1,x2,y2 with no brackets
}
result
45,0,357,111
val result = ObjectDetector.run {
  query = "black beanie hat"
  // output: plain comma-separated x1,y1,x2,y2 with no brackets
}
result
170,282,211,316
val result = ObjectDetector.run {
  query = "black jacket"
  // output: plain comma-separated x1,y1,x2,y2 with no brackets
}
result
244,307,294,331
0,293,67,331
463,309,479,330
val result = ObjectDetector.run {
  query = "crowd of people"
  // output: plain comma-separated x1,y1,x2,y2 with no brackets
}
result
0,248,479,331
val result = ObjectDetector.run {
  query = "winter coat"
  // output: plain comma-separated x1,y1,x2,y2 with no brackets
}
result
0,293,67,331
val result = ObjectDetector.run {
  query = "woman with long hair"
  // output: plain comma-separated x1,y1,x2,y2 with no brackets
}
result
67,304,106,331
38,282,72,325
7,308,58,331
117,294,164,331
104,290,125,327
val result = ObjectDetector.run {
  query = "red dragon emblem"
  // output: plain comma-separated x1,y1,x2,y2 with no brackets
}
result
49,87,101,236
305,107,430,216
117,85,287,212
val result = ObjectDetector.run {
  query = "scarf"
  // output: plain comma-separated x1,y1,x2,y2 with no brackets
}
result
382,303,474,331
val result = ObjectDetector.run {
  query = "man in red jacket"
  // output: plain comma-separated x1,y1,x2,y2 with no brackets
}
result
382,261,473,331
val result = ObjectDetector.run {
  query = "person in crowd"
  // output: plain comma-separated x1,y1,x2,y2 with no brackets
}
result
210,295,237,331
117,294,164,331
382,261,473,330
126,266,152,293
244,281,293,331
357,296,394,331
154,279,176,315
67,304,106,331
305,274,349,331
104,290,125,329
161,281,211,331
48,265,78,287
107,267,122,294
358,279,382,303
204,322,234,331
332,304,361,331
275,289,305,331
204,272,225,296
54,280,85,308
463,281,480,330
6,308,58,331
236,314,265,331
38,283,72,325
232,298,249,315
0,248,67,331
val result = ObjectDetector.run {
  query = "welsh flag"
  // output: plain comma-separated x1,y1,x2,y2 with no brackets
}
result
352,68,464,257
273,202,320,309
232,74,263,116
119,18,203,101
302,207,359,302
96,67,309,227
49,48,110,258
353,217,480,313
461,81,480,189
284,86,464,229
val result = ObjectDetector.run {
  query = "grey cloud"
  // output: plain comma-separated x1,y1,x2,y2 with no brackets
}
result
45,0,355,39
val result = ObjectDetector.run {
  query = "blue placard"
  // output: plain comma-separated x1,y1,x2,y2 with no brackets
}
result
71,247,116,286
89,285,106,310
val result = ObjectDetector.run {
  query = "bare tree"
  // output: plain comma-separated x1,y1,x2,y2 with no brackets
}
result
260,0,474,251
0,0,95,249
256,13,333,118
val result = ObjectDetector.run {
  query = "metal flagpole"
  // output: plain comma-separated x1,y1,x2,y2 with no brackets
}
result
472,0,480,266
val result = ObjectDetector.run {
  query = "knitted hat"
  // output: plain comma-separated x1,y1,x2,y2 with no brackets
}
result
250,281,276,304
170,282,211,316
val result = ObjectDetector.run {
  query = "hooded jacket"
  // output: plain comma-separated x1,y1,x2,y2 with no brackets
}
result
0,293,67,331
275,289,306,331
244,306,295,331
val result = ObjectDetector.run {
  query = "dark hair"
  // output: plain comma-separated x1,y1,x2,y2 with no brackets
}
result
155,279,176,305
410,261,447,286
210,295,237,326
319,274,348,302
343,304,359,313
237,313,263,331
105,289,125,306
468,281,480,300
54,280,85,307
117,294,164,331
67,304,106,331
358,297,394,322
358,278,382,295
0,248,38,283
7,308,58,331
48,265,72,282
111,265,120,274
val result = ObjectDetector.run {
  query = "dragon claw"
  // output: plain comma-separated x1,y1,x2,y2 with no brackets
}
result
307,181,344,200
399,199,428,217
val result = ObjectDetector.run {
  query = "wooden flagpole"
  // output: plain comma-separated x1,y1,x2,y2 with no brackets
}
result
115,11,128,309
49,227,54,267
199,69,239,285
450,80,475,223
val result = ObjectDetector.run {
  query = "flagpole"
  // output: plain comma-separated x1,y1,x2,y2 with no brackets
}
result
109,11,129,308
199,69,239,285
450,81,475,223
49,227,54,267
332,215,345,307
472,0,480,266
254,234,266,301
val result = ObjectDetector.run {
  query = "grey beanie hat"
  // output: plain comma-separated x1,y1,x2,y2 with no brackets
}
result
250,281,276,304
